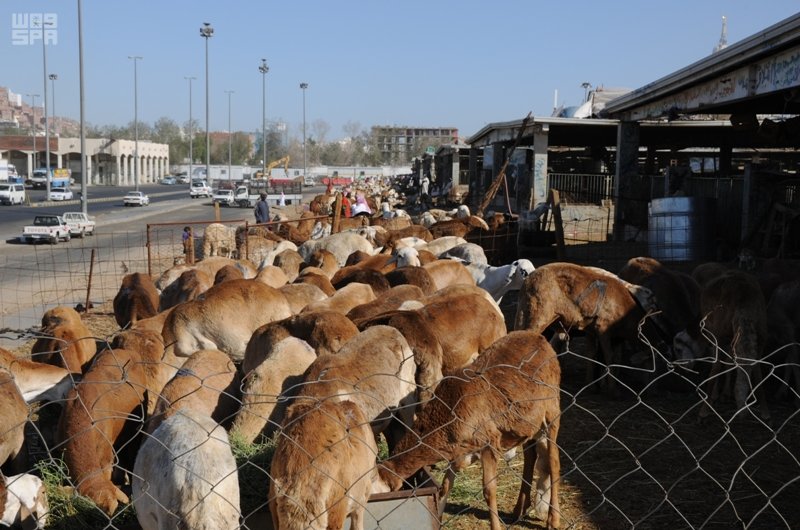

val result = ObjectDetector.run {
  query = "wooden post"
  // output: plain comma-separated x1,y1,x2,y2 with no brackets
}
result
332,192,343,234
549,189,566,260
85,248,96,314
476,112,532,217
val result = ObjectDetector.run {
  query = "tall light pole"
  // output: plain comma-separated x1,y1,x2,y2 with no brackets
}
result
78,0,88,214
581,82,591,103
300,82,308,179
225,90,234,184
26,94,39,178
259,58,269,179
200,22,214,182
49,74,58,136
36,17,54,197
128,56,142,190
185,76,196,188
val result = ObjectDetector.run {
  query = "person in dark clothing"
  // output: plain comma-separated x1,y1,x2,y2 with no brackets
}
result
255,193,270,224
182,226,194,265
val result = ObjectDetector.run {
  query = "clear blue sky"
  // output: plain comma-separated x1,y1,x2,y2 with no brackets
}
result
2,1,798,141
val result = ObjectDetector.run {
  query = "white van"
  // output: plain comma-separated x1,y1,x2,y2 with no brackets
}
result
0,183,25,205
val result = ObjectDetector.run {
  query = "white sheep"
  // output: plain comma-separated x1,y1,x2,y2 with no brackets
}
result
133,410,241,530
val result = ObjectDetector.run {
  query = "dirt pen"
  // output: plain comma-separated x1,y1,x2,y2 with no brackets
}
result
0,219,798,529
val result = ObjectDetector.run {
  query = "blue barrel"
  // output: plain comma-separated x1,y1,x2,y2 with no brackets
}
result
648,197,716,261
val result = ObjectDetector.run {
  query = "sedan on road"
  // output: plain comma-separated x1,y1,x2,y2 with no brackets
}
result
48,187,74,201
123,191,150,206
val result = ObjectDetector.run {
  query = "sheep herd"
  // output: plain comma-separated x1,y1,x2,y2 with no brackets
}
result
1,198,799,529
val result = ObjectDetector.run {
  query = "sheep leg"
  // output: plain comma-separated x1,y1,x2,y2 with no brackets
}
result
544,418,561,530
481,447,503,530
349,506,365,530
440,454,473,501
511,443,536,521
597,334,621,398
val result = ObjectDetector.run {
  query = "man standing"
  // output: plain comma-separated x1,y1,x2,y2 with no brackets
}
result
420,175,431,209
255,193,270,224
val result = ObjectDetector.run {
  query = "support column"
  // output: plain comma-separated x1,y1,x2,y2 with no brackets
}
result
719,145,732,178
531,126,549,209
116,156,122,185
26,153,33,177
57,154,63,168
613,121,641,242
85,154,93,186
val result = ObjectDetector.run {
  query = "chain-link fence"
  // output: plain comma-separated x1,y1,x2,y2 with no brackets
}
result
1,231,799,530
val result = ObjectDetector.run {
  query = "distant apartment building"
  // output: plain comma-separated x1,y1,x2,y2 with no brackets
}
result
372,125,459,164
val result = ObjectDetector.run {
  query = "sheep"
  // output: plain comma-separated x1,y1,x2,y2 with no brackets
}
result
377,330,561,530
0,473,49,529
237,235,278,267
271,247,305,282
242,310,360,375
156,257,256,293
298,231,376,268
300,282,376,316
201,223,238,258
133,409,240,530
296,325,417,435
159,269,214,311
278,283,329,314
113,272,160,328
673,270,771,421
346,284,426,322
461,258,536,303
304,248,339,278
332,268,391,295
232,337,317,443
57,328,171,515
30,306,97,375
269,399,378,530
439,242,488,265
161,279,293,361
373,225,433,248
766,279,800,404
423,259,477,291
428,215,489,239
384,266,437,295
213,264,245,284
254,265,290,288
293,268,336,297
256,240,299,269
514,262,661,396
0,347,72,403
148,348,240,434
0,368,27,473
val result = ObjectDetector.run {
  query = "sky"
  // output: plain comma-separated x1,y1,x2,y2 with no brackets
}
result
2,1,799,142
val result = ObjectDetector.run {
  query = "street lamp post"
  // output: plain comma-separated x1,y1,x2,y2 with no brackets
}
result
225,90,234,183
128,56,142,190
259,59,269,179
200,22,214,183
185,76,196,189
581,82,592,103
26,94,39,178
49,74,57,137
300,82,308,179
37,17,54,197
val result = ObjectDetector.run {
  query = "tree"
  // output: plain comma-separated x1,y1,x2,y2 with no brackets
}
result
152,117,184,164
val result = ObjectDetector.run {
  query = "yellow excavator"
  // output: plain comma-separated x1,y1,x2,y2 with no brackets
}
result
254,156,290,180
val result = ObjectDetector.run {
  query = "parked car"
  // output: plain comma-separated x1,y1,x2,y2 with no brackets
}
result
0,183,26,205
48,187,74,201
160,176,177,185
21,214,71,244
177,174,190,184
212,188,235,206
123,191,150,206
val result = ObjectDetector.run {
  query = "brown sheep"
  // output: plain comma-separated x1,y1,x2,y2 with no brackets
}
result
422,258,477,291
331,268,391,295
428,215,489,239
376,330,561,530
254,265,289,288
0,347,72,403
373,225,433,248
272,248,305,282
673,270,770,421
346,284,426,322
201,223,237,258
301,282,376,315
161,279,293,361
515,262,659,395
269,399,377,530
213,264,244,284
296,325,417,435
304,248,340,278
57,328,169,515
113,272,160,329
158,269,214,311
278,283,329,314
30,306,97,375
766,279,800,404
242,310,360,375
293,268,336,296
370,215,413,231
155,257,256,294
0,368,28,473
147,348,240,434
232,337,317,443
384,266,437,295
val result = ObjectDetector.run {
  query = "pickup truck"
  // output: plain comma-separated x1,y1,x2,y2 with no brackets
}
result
62,211,96,237
212,188,235,206
21,214,71,244
231,182,303,208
